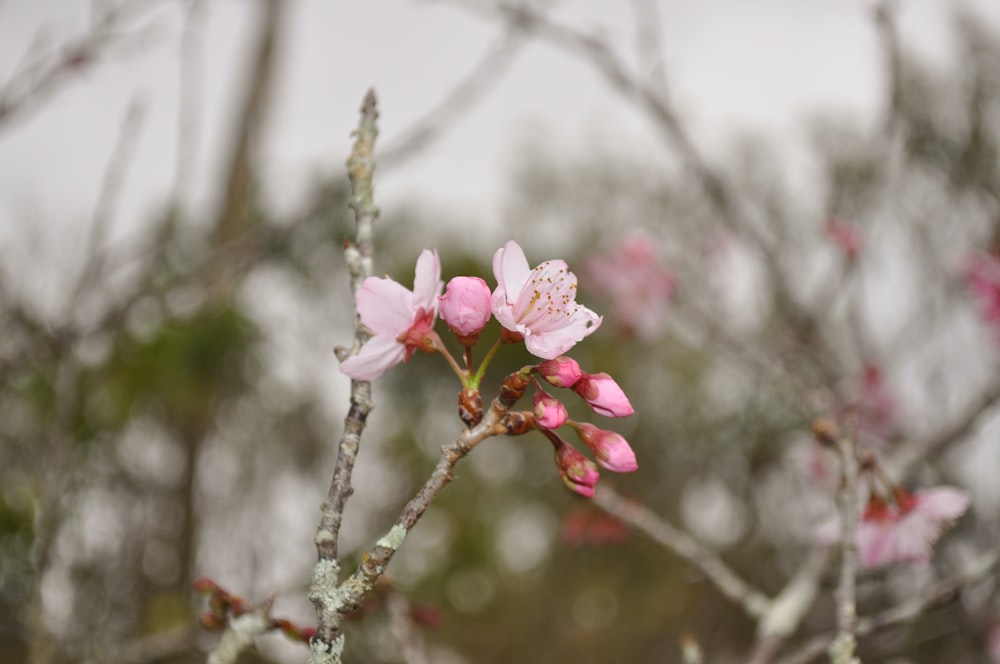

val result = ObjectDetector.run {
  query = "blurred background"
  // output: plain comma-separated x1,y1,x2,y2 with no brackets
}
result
3,1,1000,662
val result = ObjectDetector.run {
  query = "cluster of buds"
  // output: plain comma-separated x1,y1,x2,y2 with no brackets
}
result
339,240,639,497
192,578,316,644
501,355,637,497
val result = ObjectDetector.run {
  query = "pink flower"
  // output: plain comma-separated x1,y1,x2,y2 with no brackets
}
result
575,423,637,472
856,486,970,568
533,388,568,430
537,356,583,388
573,372,634,418
439,276,492,342
825,216,863,261
553,438,600,498
562,505,630,547
966,252,1000,342
857,363,896,443
581,232,674,340
340,249,443,381
491,240,602,359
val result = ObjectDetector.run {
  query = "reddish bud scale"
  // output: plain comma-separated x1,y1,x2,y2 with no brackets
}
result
458,388,483,428
499,371,532,408
200,612,225,630
811,417,840,447
501,411,535,436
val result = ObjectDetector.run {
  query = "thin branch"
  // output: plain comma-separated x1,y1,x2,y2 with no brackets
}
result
591,485,772,620
750,546,835,664
308,88,380,659
70,96,148,306
0,0,166,130
777,547,1000,664
890,375,1000,480
309,394,512,664
380,17,528,170
829,437,860,664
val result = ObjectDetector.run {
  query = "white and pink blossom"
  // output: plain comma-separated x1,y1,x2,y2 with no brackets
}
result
340,249,443,381
581,232,674,339
491,240,602,359
856,486,970,568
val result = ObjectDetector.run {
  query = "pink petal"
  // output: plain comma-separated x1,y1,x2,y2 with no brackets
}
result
411,249,442,313
356,277,415,337
493,240,530,301
914,488,971,520
339,336,407,381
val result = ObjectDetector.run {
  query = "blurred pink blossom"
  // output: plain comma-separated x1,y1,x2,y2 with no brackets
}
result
533,388,568,430
439,275,492,342
856,486,970,568
573,372,634,418
581,232,674,339
575,423,637,473
965,252,1000,342
855,363,897,444
562,505,630,547
825,216,863,261
491,240,602,359
340,249,442,381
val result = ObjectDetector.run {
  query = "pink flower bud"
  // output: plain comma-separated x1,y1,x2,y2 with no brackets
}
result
533,388,568,429
576,423,637,472
573,372,634,418
537,356,583,388
439,276,492,343
554,439,600,498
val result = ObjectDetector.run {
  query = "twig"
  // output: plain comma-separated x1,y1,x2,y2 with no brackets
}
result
890,375,1000,480
829,437,860,664
380,17,527,170
70,96,148,305
309,395,510,664
308,88,380,660
591,484,771,619
0,0,165,130
206,612,271,664
750,546,835,664
776,547,1000,664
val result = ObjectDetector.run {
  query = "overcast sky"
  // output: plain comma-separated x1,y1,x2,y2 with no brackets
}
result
2,0,1000,264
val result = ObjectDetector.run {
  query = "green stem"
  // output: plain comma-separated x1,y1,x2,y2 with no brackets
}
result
469,336,505,389
430,332,469,386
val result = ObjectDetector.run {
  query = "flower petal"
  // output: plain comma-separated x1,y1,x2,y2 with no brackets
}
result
356,276,415,338
339,336,407,381
412,249,442,313
493,240,530,301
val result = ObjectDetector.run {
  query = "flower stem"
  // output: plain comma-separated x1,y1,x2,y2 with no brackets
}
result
469,336,504,389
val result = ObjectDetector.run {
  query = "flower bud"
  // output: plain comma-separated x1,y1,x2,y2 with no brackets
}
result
537,356,583,388
499,370,532,408
573,372,634,418
576,423,637,472
439,276,492,345
458,388,483,428
501,411,535,436
533,388,568,429
553,438,600,498
199,611,225,630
